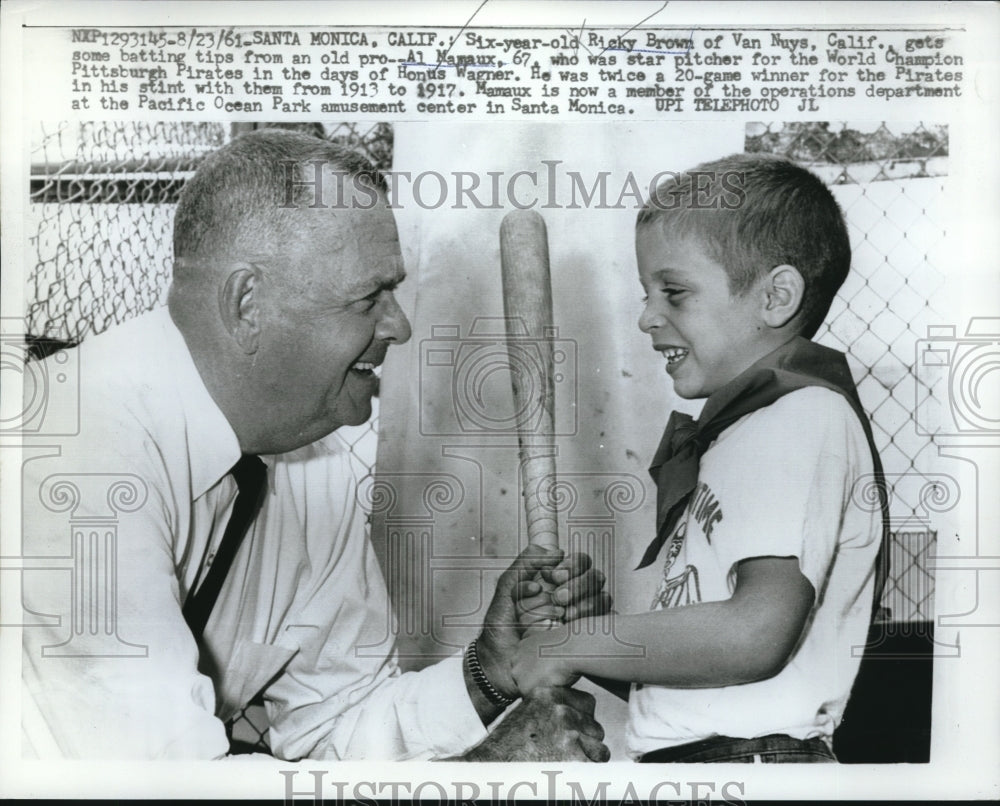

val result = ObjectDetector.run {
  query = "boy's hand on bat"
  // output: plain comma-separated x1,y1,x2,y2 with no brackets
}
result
477,547,613,701
515,552,612,629
476,545,568,699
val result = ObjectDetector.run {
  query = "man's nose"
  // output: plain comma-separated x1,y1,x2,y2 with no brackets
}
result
377,292,412,344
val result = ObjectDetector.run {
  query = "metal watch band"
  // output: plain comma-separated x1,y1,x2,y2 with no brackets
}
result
465,638,516,708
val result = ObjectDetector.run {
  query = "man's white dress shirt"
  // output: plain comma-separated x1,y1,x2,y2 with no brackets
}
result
21,307,487,760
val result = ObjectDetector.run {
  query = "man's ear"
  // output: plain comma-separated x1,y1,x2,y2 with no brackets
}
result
761,264,805,329
219,265,260,354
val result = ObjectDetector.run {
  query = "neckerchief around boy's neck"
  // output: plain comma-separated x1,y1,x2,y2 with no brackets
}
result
636,336,890,618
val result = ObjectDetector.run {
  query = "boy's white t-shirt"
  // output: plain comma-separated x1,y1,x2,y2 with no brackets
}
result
626,386,883,758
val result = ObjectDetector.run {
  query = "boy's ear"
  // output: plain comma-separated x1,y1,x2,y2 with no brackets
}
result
219,264,261,354
761,264,805,329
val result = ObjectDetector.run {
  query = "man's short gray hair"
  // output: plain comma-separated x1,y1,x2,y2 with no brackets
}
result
172,128,386,268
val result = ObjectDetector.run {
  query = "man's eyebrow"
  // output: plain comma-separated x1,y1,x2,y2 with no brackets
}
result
349,271,407,298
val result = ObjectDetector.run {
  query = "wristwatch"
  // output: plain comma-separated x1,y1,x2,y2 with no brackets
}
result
464,638,516,708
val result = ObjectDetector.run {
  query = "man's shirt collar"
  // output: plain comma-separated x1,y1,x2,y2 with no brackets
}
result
153,307,242,498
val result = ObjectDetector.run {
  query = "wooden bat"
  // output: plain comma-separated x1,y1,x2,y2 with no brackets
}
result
499,210,559,550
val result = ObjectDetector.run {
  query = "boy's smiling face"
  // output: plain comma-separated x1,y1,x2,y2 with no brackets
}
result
636,223,782,400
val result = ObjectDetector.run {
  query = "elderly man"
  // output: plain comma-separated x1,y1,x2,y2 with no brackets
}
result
21,129,609,761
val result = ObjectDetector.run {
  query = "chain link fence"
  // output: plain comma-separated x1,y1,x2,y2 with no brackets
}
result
747,121,948,625
27,121,393,344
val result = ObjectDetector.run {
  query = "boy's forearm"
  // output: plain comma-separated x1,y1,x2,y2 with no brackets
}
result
553,603,793,688
517,557,814,692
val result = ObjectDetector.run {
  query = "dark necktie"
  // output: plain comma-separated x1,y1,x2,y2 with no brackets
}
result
635,338,890,618
183,455,268,640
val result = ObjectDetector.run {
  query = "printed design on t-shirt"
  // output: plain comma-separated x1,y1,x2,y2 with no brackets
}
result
688,480,723,543
658,517,686,581
651,563,701,610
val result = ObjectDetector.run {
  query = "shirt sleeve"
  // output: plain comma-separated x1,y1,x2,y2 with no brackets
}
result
698,386,876,597
258,440,488,761
20,439,230,760
270,652,488,762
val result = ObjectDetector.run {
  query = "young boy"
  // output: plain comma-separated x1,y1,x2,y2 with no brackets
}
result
511,154,888,763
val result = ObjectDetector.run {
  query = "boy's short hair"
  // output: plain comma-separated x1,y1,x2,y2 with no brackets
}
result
637,153,851,339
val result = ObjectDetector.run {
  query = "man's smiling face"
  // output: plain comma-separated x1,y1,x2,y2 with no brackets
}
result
251,182,411,452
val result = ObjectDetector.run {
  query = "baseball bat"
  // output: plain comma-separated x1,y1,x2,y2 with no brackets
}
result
499,209,559,550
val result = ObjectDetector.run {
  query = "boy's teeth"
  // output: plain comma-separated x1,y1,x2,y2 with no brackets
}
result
660,348,688,364
353,362,375,371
